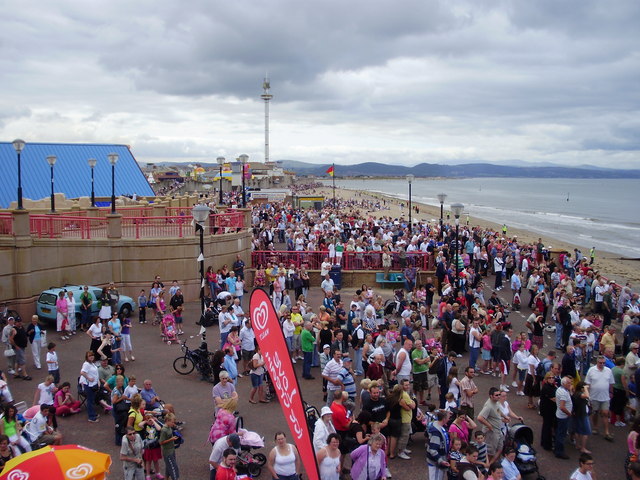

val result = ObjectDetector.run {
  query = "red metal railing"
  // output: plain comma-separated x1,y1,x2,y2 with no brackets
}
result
165,207,193,217
0,213,13,236
30,215,108,239
209,212,244,233
96,207,153,217
251,250,434,271
121,216,191,239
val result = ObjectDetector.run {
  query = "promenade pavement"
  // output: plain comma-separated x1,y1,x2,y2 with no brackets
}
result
4,279,628,480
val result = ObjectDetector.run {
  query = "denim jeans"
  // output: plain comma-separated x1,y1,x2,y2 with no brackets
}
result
303,351,313,378
84,384,98,421
554,416,569,455
555,322,564,349
469,347,480,370
353,348,363,375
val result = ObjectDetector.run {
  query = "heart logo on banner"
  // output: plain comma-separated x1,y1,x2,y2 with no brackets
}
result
7,470,29,480
252,300,270,331
66,463,94,479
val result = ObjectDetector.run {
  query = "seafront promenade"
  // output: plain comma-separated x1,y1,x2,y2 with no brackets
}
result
2,283,628,480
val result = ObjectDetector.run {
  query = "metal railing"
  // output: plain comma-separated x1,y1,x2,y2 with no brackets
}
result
30,215,108,239
96,206,153,217
0,213,13,236
121,216,191,239
209,212,245,233
251,250,434,271
165,207,193,217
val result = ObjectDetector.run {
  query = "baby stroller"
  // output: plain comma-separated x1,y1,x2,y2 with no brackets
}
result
383,289,406,316
161,314,178,344
235,420,267,477
505,423,545,480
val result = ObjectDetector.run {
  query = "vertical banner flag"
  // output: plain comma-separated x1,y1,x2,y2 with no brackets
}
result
249,289,320,480
326,165,334,176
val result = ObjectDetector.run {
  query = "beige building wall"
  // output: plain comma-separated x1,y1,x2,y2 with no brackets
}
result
0,208,252,321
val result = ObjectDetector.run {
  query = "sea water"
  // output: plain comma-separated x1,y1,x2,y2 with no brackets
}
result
325,177,639,258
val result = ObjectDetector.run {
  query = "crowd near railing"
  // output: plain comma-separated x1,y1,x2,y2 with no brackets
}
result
251,250,434,271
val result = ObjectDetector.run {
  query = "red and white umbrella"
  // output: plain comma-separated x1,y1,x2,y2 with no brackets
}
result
0,444,111,480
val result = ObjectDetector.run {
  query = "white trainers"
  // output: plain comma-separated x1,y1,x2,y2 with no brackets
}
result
615,421,627,427
398,452,411,460
516,391,525,396
403,449,412,454
500,385,510,392
292,359,297,364
512,381,518,387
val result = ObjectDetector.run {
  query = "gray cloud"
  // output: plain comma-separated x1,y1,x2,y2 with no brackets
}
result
0,0,638,168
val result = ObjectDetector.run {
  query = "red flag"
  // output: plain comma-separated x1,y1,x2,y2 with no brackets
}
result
249,289,319,480
326,165,334,176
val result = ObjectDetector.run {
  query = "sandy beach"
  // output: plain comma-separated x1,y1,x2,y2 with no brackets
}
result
312,185,639,286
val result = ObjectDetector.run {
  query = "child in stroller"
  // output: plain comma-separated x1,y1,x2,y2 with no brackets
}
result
161,314,178,344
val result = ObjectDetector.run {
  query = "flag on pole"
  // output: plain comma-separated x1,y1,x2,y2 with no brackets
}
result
326,165,334,176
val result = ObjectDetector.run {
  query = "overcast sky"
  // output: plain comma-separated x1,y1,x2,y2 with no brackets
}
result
2,0,639,168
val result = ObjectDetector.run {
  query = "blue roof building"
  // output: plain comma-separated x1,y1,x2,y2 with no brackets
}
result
0,142,155,208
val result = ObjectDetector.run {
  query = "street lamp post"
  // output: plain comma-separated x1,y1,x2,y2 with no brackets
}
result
12,139,26,210
239,154,249,208
108,153,119,214
451,203,464,296
406,174,414,235
88,158,97,207
216,156,225,205
437,193,447,241
192,204,211,322
46,155,57,213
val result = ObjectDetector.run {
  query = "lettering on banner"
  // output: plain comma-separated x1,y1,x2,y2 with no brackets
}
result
263,349,303,440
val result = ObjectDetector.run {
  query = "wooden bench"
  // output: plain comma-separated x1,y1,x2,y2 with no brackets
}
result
375,272,405,287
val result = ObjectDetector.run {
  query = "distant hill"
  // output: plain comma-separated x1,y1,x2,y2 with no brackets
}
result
279,160,640,179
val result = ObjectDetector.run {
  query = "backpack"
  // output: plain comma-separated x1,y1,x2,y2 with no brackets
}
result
536,359,549,381
428,357,442,375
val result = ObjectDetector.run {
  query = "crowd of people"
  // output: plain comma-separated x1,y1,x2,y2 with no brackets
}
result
2,186,640,480
0,275,186,480
237,191,640,480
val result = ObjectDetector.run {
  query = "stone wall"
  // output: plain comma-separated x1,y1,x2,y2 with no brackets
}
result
0,208,252,321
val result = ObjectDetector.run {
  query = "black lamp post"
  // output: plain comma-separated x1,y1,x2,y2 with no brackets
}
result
12,139,25,210
192,204,211,321
451,203,464,295
239,154,248,208
406,174,414,235
46,155,57,213
216,156,225,205
108,153,118,214
437,193,447,241
88,158,97,207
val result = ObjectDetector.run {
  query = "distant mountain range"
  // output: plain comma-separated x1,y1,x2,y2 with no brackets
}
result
279,160,640,178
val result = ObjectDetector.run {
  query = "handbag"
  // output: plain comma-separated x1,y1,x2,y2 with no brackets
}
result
40,330,48,348
3,348,15,357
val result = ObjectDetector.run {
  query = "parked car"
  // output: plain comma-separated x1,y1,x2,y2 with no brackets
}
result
36,285,136,324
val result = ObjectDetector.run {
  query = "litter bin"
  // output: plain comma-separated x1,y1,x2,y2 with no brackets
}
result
329,265,342,290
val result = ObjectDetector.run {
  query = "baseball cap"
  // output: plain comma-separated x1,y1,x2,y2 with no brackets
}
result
228,433,241,449
323,344,331,350
342,357,352,363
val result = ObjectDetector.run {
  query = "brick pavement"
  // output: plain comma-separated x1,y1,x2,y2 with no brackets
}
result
3,281,628,479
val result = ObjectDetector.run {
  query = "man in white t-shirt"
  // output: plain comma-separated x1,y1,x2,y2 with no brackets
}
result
569,452,595,480
585,356,614,440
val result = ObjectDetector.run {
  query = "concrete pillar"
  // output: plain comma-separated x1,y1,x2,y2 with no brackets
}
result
107,214,122,239
152,204,166,217
12,209,32,248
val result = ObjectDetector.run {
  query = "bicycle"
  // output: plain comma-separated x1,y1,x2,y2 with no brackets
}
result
173,338,214,381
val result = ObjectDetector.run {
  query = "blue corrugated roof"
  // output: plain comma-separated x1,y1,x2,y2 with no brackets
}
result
0,142,155,208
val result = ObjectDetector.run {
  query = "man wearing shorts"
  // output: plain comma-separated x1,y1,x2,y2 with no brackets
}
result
585,355,615,441
477,387,509,465
411,340,429,405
